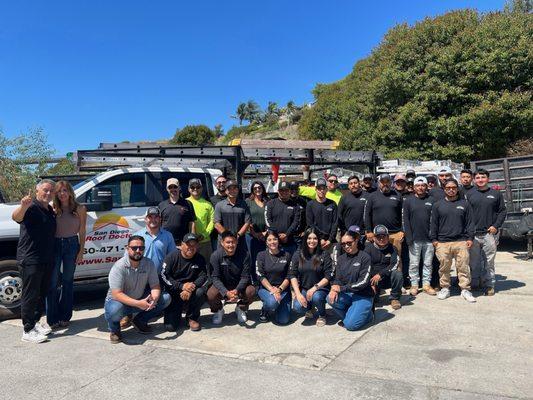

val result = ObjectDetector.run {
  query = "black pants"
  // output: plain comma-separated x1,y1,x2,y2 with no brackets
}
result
401,242,411,287
20,263,53,332
164,287,206,328
376,269,404,301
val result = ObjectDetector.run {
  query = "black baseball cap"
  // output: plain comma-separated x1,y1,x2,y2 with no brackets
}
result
363,174,373,180
378,173,392,182
182,233,199,243
289,181,299,190
226,180,238,188
373,225,389,236
406,169,416,178
316,178,327,187
278,181,290,190
146,206,160,216
188,178,202,187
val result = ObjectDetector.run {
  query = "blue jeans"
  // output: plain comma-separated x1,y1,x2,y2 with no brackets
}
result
327,292,373,331
258,288,292,325
46,236,79,325
408,241,434,287
104,292,171,333
292,288,328,317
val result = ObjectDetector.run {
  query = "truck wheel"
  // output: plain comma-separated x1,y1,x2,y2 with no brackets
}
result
0,260,22,320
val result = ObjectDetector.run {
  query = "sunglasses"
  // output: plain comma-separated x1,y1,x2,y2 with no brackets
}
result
253,186,262,190
444,186,458,191
217,181,227,185
376,234,388,239
129,246,145,252
190,186,201,190
168,185,179,190
328,180,338,183
341,241,355,247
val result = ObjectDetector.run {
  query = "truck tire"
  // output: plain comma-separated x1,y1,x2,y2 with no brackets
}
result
0,259,22,320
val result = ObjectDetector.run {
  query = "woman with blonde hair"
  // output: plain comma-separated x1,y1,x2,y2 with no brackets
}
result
46,180,87,328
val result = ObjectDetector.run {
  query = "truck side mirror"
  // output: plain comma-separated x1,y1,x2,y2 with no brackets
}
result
84,188,113,212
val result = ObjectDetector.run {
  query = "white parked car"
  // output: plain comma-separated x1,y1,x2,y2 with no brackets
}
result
0,166,221,320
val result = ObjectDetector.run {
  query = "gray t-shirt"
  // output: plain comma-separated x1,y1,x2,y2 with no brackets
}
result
214,198,251,234
106,255,159,301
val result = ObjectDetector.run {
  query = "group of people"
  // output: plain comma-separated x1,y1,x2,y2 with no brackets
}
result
13,165,506,344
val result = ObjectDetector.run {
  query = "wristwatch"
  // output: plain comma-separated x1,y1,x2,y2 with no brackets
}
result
313,284,319,290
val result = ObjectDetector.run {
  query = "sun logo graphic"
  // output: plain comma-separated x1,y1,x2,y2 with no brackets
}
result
92,213,130,232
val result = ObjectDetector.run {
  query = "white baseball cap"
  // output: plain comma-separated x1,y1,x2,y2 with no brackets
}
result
438,166,452,175
414,176,428,185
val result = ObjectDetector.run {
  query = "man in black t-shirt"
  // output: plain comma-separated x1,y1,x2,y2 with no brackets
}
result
12,179,57,343
158,178,196,245
161,233,207,331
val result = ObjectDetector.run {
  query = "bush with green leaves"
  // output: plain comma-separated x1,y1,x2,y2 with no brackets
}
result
299,6,532,162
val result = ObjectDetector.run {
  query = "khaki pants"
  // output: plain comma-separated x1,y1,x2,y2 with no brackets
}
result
435,241,471,290
388,232,403,260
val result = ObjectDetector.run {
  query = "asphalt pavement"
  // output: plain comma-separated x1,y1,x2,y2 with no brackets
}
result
1,244,532,400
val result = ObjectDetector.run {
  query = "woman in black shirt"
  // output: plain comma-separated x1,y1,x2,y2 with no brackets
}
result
245,181,269,283
327,230,374,331
289,228,333,327
256,230,292,324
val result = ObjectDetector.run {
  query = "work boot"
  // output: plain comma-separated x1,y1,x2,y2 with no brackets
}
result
422,284,437,296
120,314,132,329
390,299,402,310
409,286,419,296
485,287,495,296
109,332,122,344
188,319,201,332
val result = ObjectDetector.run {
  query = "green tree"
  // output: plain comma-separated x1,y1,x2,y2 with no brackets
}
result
170,125,216,146
0,127,55,201
246,100,261,124
299,9,533,162
213,124,224,138
233,103,247,125
46,158,77,176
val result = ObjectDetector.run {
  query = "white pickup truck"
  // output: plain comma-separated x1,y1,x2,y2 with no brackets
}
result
0,166,221,320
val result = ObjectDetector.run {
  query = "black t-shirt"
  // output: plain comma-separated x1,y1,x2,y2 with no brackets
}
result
255,250,291,287
16,200,56,266
160,250,207,293
289,249,333,290
158,197,196,244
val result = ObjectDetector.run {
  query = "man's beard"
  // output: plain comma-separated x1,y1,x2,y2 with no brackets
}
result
129,253,142,261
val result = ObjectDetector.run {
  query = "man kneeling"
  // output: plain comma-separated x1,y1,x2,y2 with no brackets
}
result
104,235,171,343
207,231,255,325
161,233,207,332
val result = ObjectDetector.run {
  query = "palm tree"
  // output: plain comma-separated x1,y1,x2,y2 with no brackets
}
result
266,101,280,117
233,103,247,125
246,100,261,124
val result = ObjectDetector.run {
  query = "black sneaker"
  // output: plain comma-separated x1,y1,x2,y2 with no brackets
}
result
164,323,177,332
259,309,269,322
132,318,152,334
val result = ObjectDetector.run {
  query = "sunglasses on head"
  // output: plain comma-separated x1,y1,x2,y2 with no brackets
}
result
129,246,145,252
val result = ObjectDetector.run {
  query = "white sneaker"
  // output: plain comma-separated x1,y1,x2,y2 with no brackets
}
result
437,288,450,300
21,328,48,343
235,305,247,323
35,321,52,336
212,309,224,325
461,289,476,303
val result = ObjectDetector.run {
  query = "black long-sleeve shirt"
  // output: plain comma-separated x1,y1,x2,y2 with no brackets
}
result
209,248,250,296
429,187,445,201
429,198,475,242
292,196,308,235
338,190,368,234
331,250,373,297
255,249,291,287
402,194,434,244
363,242,399,278
264,197,300,241
288,250,333,290
466,187,507,233
160,250,207,293
459,185,475,199
306,198,338,242
364,189,403,233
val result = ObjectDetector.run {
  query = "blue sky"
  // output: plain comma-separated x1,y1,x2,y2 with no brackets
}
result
0,0,503,155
